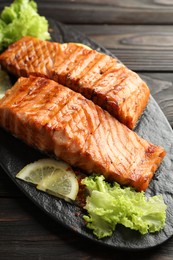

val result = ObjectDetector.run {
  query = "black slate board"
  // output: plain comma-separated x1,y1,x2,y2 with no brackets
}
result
0,20,173,250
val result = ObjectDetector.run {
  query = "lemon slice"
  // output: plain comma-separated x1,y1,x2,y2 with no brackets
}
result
16,158,79,201
0,69,12,99
16,158,61,184
61,42,91,50
75,43,92,50
37,169,79,201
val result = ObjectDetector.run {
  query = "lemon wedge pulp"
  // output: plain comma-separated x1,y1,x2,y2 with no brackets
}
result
0,69,12,99
61,42,91,50
16,159,79,201
75,43,91,50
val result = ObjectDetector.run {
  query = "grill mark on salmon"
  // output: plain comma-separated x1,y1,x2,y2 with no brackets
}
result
77,54,114,90
0,76,165,191
54,45,85,85
96,110,128,174
65,51,103,93
31,42,49,77
66,51,111,90
7,78,57,150
0,36,150,129
105,112,132,168
90,67,127,110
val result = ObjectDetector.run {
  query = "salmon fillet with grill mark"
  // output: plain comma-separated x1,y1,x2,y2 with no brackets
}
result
0,76,165,191
0,36,150,129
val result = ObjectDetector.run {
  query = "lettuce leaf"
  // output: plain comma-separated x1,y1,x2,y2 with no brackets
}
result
82,175,167,239
0,0,50,51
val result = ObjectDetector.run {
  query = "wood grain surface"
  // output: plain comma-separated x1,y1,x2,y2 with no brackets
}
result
38,0,173,25
0,1,173,259
1,0,173,25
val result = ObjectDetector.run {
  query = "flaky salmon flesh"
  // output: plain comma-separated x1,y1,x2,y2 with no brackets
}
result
0,76,165,191
0,36,150,129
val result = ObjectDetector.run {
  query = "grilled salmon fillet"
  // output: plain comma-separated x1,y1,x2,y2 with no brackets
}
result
0,36,150,129
0,76,165,191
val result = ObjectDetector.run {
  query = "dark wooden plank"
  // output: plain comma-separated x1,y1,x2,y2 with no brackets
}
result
71,25,173,71
37,0,173,25
1,0,173,25
1,240,173,260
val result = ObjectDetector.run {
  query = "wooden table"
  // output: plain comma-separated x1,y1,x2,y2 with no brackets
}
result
0,1,173,259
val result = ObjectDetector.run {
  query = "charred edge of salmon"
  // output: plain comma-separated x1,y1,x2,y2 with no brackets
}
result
0,76,165,191
0,36,150,130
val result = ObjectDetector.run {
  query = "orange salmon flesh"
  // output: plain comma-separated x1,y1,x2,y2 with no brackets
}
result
0,76,165,191
0,36,150,129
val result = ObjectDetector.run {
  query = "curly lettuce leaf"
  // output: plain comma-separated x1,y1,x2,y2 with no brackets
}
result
0,0,50,51
82,175,167,239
